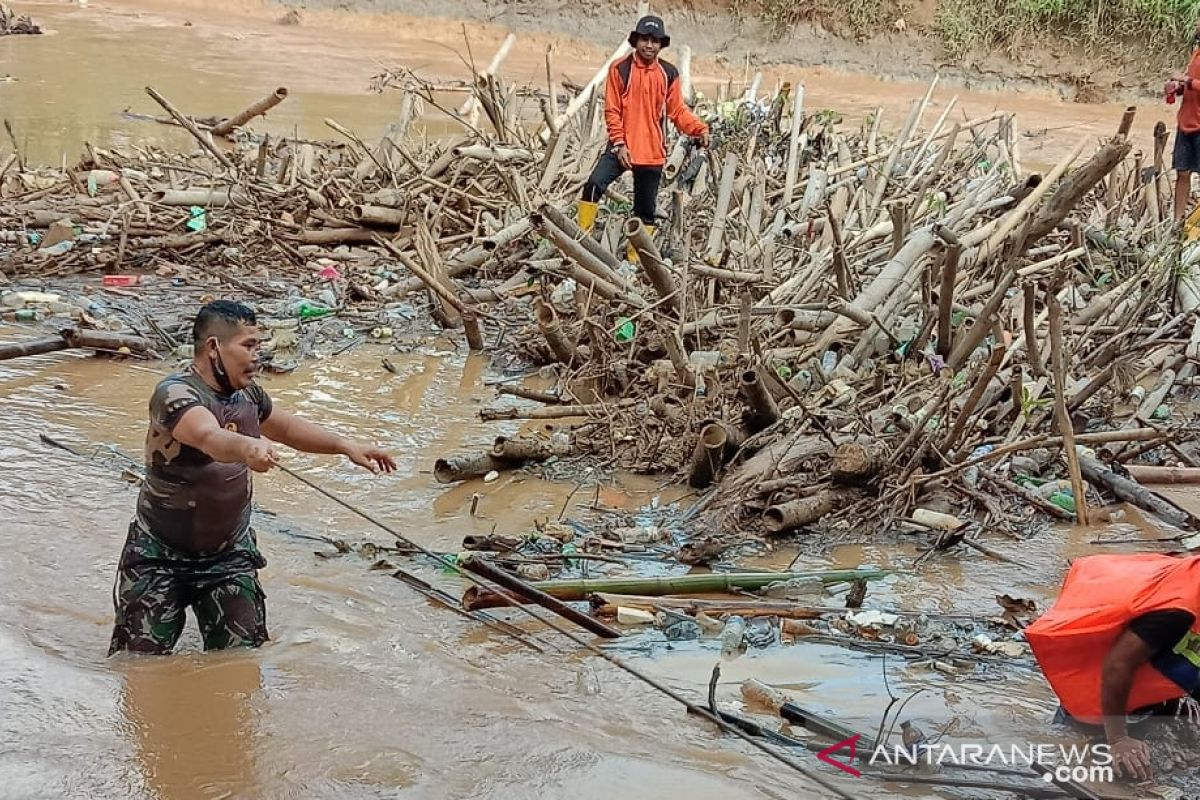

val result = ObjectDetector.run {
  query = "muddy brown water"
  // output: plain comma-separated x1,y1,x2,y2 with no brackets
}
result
0,2,1193,798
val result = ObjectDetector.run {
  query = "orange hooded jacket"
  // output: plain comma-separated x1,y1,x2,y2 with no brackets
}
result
604,53,708,167
1025,553,1200,723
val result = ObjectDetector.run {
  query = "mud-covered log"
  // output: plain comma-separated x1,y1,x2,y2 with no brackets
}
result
0,328,157,362
831,441,885,486
433,453,511,483
1079,453,1192,529
763,490,858,534
491,435,564,462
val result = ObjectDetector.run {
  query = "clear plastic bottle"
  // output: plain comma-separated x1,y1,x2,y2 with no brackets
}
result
720,615,746,658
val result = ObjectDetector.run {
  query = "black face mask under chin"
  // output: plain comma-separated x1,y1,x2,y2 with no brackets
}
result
209,340,236,394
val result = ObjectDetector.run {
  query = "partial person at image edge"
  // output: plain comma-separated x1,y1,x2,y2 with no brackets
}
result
1026,553,1200,782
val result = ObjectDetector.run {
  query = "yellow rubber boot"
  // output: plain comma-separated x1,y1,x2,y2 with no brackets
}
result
577,200,599,232
627,223,655,263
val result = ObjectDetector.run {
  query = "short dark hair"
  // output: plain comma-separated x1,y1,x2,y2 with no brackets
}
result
193,300,257,344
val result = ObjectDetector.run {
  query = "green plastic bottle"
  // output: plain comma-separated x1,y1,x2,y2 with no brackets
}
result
298,302,334,319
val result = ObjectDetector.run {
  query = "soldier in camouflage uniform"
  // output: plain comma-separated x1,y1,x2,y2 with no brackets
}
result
110,300,396,655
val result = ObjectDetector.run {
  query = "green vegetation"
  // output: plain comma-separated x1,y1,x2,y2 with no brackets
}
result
734,0,1200,64
935,0,1200,61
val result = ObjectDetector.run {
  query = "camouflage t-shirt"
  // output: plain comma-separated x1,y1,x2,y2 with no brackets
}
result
137,370,273,554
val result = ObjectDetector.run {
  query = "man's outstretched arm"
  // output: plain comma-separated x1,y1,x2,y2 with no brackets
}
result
260,409,396,473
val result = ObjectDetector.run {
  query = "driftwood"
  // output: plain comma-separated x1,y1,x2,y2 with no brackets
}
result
0,329,156,361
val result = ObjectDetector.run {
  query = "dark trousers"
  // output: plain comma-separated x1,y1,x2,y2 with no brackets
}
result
582,148,662,225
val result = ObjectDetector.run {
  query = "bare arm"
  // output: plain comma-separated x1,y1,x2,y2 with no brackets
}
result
172,406,275,472
1101,628,1155,780
261,409,396,473
260,408,347,455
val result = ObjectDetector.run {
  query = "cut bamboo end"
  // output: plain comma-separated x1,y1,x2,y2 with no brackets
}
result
687,422,730,489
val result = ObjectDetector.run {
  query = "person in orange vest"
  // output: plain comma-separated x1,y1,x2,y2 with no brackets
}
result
1167,23,1200,222
1025,553,1200,781
576,15,710,262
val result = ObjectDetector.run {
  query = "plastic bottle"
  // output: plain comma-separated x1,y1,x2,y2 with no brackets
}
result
720,615,746,658
900,720,928,762
297,302,334,319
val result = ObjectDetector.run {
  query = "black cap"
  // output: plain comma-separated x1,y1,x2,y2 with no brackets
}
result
629,15,670,48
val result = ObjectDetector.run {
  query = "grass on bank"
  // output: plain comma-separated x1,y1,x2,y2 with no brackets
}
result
732,0,1200,65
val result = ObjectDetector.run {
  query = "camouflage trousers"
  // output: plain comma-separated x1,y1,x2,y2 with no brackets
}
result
109,519,269,655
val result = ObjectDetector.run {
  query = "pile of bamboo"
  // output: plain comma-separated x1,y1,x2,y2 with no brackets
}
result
2,38,1198,545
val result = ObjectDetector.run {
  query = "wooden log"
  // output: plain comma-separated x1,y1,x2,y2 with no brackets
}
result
740,367,780,433
210,87,288,137
764,490,858,533
491,436,563,462
831,441,884,486
0,337,68,361
433,453,510,483
463,311,485,352
1079,453,1192,529
1124,465,1200,485
535,298,576,365
458,553,621,639
934,225,960,358
625,217,679,316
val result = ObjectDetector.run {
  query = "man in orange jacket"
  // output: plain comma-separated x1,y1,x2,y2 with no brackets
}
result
577,15,710,261
1026,553,1200,782
1168,23,1200,222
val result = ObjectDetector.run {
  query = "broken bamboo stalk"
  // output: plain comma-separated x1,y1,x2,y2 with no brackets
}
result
210,87,289,137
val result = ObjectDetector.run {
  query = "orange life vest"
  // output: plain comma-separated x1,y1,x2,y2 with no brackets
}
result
1025,553,1200,723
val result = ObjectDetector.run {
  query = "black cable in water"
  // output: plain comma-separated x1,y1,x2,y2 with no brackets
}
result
273,461,864,800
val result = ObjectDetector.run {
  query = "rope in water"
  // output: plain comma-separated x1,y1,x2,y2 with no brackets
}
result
274,462,863,800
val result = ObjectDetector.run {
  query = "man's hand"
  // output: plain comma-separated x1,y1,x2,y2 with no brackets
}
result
242,438,278,473
614,144,632,170
342,441,397,474
1110,736,1152,781
698,131,711,149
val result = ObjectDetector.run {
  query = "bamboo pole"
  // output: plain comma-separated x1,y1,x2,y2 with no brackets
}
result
782,82,805,207
1048,285,1089,526
462,569,890,610
626,218,679,316
144,86,234,169
210,87,289,137
705,152,739,263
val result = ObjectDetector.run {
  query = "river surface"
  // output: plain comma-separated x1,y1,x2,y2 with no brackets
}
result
0,2,1193,798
